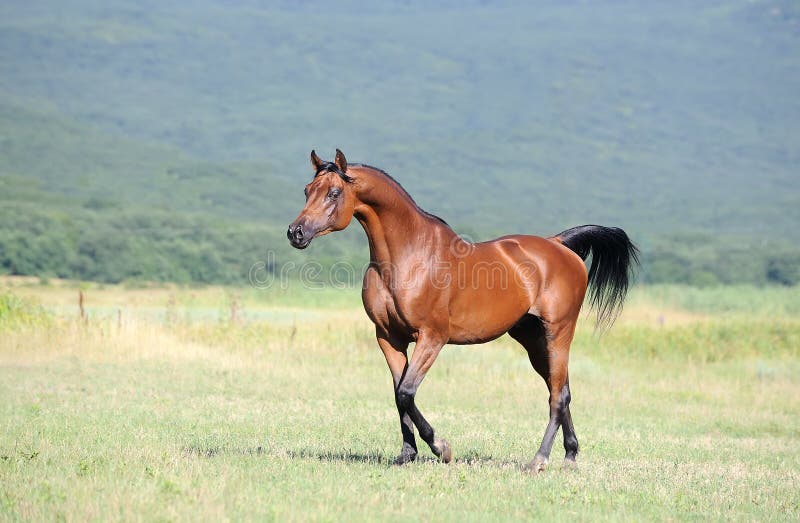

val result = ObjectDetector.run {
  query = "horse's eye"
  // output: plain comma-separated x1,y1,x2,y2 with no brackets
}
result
328,189,341,200
304,187,309,198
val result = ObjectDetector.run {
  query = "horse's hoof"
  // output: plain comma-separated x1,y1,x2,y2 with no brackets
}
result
433,438,452,464
392,450,417,466
524,455,548,475
562,457,578,471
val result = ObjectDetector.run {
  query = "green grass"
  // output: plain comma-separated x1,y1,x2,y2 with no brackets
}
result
1,283,799,521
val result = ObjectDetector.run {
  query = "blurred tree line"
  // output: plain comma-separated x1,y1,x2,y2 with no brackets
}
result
1,202,797,286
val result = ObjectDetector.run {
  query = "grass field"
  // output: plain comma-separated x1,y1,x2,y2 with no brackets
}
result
1,279,799,521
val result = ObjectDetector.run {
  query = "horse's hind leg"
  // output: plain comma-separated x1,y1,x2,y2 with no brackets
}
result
509,314,579,472
560,380,579,465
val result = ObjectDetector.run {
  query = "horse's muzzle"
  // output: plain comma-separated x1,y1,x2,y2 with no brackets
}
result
287,223,312,249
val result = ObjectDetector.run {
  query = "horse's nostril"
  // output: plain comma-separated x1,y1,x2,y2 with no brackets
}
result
294,226,304,241
287,227,294,240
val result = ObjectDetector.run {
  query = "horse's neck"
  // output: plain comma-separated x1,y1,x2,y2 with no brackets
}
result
352,168,452,266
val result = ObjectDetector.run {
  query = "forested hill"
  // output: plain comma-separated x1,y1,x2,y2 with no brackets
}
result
1,1,798,285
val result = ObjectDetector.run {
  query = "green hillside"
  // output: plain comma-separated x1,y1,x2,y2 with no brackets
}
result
0,0,798,285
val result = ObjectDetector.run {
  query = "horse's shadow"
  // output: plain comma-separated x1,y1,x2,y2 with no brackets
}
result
183,444,519,469
182,445,267,458
182,442,522,469
285,448,388,464
288,448,522,469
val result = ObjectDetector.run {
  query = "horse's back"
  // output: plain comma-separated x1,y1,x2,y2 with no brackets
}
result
491,234,589,322
445,234,587,343
479,234,587,281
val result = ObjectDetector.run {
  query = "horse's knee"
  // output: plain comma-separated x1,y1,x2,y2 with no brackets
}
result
549,380,570,403
395,383,416,411
559,384,571,409
548,389,570,413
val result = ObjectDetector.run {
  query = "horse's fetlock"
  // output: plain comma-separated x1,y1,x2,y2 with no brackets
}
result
564,435,579,454
417,425,434,442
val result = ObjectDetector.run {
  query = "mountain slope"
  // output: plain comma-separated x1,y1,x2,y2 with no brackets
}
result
0,0,798,284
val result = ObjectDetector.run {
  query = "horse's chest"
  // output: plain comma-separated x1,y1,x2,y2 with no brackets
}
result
361,267,421,336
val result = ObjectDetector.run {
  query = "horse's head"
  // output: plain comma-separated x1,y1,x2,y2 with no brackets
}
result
287,149,357,249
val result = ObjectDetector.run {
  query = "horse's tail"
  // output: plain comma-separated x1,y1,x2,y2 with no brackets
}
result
555,225,640,329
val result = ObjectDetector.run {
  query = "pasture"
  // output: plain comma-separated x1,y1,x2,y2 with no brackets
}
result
1,280,798,521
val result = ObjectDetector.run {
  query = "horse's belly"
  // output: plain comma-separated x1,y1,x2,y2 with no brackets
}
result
448,322,512,345
446,287,531,344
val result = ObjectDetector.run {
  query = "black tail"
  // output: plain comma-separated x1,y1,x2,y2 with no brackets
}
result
556,225,640,329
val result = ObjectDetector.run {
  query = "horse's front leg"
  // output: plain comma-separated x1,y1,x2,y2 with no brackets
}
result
375,331,417,464
394,330,451,464
376,329,451,464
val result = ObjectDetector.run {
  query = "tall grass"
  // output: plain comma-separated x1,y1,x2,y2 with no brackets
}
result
0,291,51,330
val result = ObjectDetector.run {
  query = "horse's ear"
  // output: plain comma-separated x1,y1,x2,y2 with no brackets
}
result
310,150,324,171
334,149,347,172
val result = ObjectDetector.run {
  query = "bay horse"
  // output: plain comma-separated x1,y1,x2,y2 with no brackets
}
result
287,149,638,472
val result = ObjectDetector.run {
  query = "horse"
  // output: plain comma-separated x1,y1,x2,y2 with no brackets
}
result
287,149,639,472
